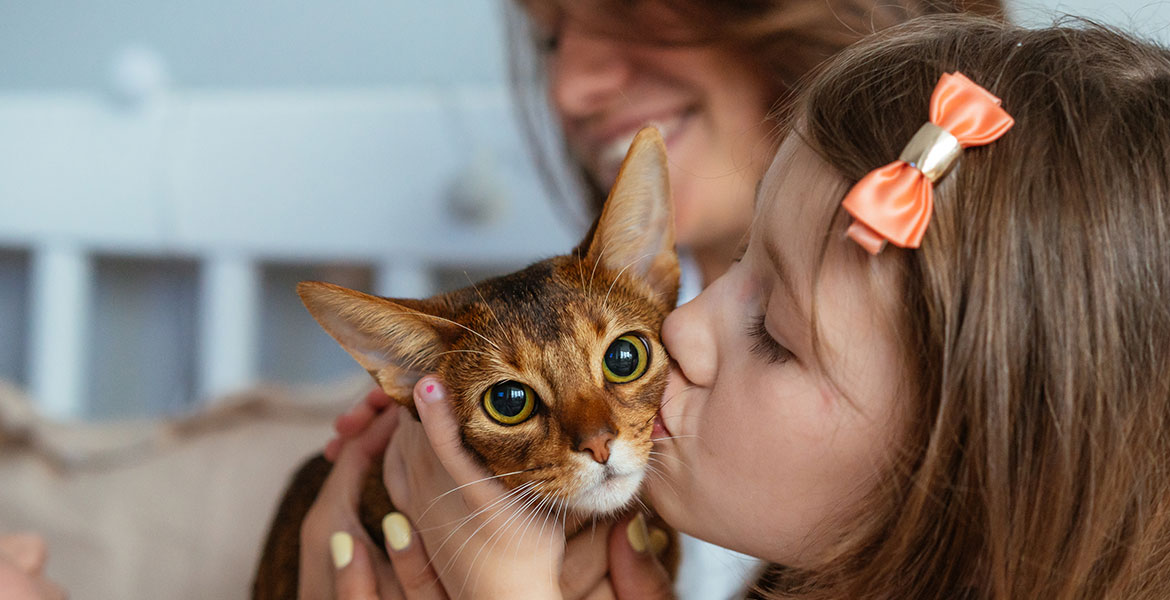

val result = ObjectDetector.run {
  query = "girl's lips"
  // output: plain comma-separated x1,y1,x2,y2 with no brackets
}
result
652,410,672,440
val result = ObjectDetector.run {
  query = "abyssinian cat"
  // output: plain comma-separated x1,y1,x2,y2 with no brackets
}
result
253,128,680,598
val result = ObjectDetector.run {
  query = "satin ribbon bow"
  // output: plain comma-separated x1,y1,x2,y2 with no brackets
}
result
841,72,1014,254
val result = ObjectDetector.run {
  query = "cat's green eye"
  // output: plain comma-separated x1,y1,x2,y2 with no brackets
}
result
483,381,537,425
603,334,649,383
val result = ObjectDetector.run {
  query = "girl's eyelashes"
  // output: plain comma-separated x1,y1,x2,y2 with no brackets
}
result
748,314,793,365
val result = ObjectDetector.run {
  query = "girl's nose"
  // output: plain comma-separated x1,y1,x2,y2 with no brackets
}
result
549,24,633,119
662,292,717,389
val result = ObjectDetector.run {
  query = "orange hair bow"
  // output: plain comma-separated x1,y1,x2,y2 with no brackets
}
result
841,72,1014,254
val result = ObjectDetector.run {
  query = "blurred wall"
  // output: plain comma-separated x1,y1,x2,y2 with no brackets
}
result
1,0,1168,420
0,1,578,420
0,0,506,90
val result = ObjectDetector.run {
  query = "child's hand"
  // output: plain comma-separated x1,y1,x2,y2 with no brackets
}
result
325,388,395,462
0,533,66,600
382,377,564,599
299,408,445,600
607,513,675,600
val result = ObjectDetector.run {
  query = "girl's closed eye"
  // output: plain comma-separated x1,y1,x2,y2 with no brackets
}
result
748,314,793,364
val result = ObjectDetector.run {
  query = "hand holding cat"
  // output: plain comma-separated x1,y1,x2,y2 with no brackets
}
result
324,387,394,463
323,385,655,600
0,533,66,600
380,376,565,599
299,407,446,600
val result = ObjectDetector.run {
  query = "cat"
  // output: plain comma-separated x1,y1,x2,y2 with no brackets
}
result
253,127,680,599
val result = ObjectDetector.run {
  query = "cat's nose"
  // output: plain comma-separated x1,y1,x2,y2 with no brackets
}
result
576,431,615,464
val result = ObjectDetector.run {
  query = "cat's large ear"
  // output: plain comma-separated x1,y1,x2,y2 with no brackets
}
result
583,127,680,307
297,281,460,403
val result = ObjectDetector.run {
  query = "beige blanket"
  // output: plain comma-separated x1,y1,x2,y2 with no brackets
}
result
0,377,370,600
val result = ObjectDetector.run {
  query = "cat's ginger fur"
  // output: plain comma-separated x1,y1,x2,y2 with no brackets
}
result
254,129,681,598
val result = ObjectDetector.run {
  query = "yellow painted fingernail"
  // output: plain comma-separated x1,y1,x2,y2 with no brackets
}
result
648,527,670,556
626,513,649,553
330,531,353,569
383,512,412,552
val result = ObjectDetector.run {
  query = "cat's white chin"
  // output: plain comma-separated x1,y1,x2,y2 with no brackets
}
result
571,470,646,515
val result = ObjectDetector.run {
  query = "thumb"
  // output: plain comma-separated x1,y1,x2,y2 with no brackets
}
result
412,376,497,505
608,513,674,600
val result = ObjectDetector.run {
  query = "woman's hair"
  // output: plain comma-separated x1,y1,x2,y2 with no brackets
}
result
764,14,1170,598
506,0,1005,226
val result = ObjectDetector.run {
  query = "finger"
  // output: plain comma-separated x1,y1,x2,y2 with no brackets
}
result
608,514,673,600
39,578,68,600
412,377,496,504
561,522,613,600
0,533,47,575
322,407,403,512
581,579,616,600
382,512,449,600
364,387,394,410
332,532,380,600
324,437,343,463
335,402,378,437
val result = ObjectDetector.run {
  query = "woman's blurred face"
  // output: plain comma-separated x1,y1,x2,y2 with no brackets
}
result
526,2,774,262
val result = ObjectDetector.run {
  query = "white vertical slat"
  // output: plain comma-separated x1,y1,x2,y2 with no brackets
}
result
197,254,259,401
28,244,91,420
375,260,434,299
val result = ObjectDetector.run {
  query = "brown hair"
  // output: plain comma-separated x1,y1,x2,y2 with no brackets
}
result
506,0,1006,226
762,14,1170,598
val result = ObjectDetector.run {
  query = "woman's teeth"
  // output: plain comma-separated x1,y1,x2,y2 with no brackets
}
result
597,114,686,182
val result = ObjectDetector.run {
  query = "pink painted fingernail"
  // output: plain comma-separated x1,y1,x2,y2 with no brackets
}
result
417,379,445,404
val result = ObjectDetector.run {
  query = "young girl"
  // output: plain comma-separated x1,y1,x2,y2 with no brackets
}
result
322,14,1170,599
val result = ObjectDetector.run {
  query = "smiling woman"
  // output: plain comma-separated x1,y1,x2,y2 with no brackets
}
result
510,0,1005,287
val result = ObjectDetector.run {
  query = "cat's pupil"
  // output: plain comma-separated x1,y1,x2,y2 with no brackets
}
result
490,382,529,418
605,338,639,377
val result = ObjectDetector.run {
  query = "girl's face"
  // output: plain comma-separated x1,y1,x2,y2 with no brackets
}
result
649,136,911,567
525,1,773,256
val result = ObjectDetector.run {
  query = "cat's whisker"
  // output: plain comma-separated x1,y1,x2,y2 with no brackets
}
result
648,451,696,484
647,454,687,479
644,462,682,499
418,467,541,522
576,247,588,297
446,481,543,530
421,484,539,576
648,452,696,482
512,489,559,560
588,237,619,294
602,251,656,312
437,482,545,585
422,480,538,554
406,311,503,352
658,382,698,410
632,495,651,516
432,348,492,359
652,433,701,442
462,484,550,596
549,498,570,591
462,271,513,348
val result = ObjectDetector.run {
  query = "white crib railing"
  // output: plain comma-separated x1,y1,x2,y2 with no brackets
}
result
0,87,578,420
